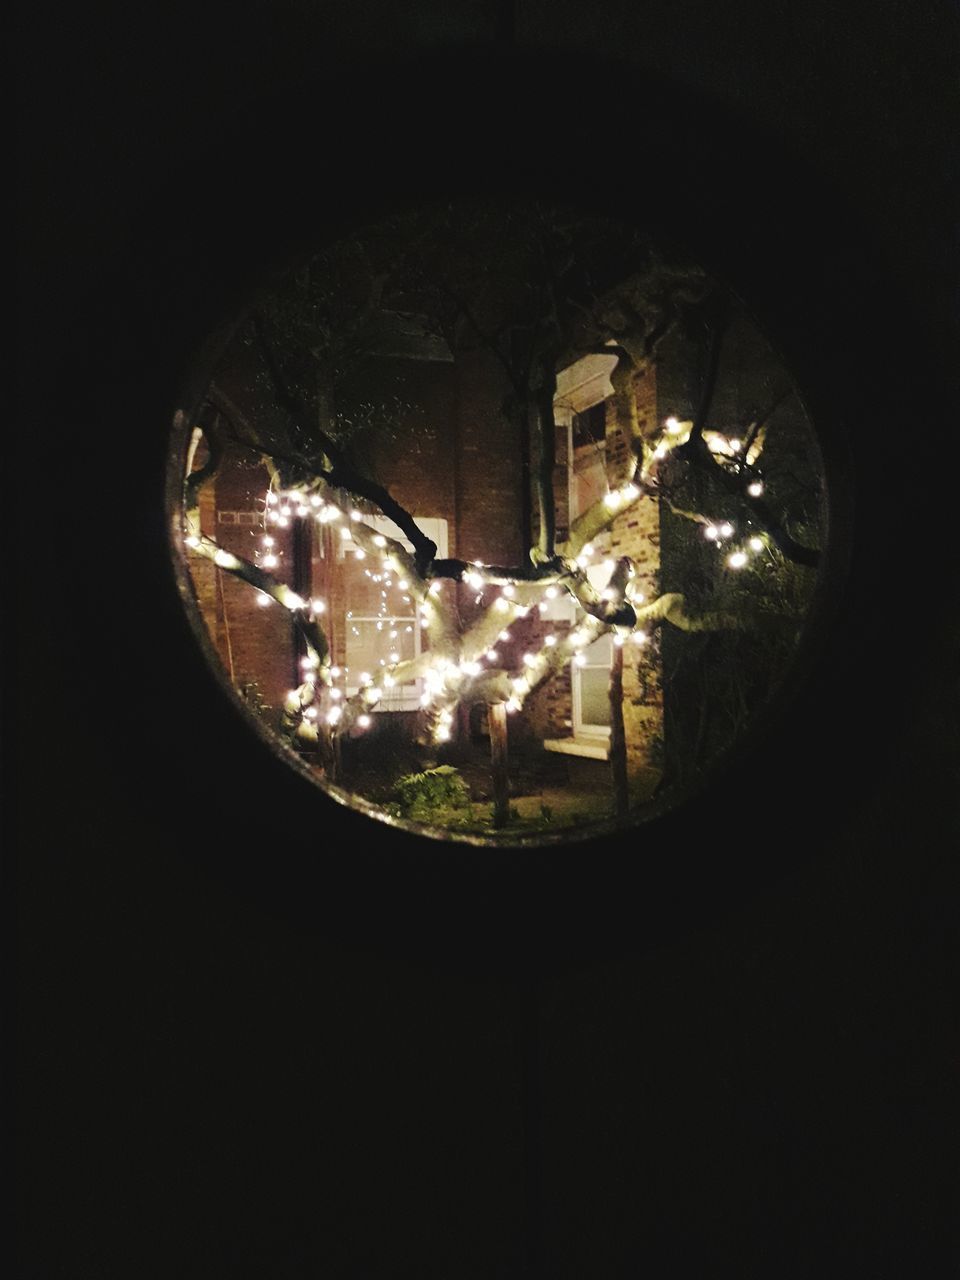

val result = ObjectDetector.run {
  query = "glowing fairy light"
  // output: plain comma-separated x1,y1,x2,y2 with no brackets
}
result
296,505,309,518
730,439,742,452
280,506,292,518
499,630,511,642
262,553,278,568
622,483,640,501
359,672,371,684
601,587,616,602
545,634,557,647
214,549,237,568
262,535,275,547
506,697,521,713
486,649,499,662
538,602,548,616
727,551,748,569
304,706,318,719
545,585,558,599
613,634,625,647
277,515,289,528
184,534,200,548
355,549,366,560
310,494,322,507
340,526,352,539
384,674,396,688
461,660,481,676
326,706,342,725
301,655,318,669
573,653,587,666
350,510,362,522
494,596,510,613
749,537,764,552
582,543,594,557
719,522,734,538
256,593,271,607
512,677,528,693
357,714,371,728
747,481,763,497
705,525,719,541
329,666,341,678
436,726,451,742
311,599,325,613
283,591,305,610
522,653,536,667
515,606,529,618
428,581,441,596
464,571,484,589
632,631,648,645
389,651,400,664
398,578,409,590
266,492,278,505
502,584,516,598
604,489,622,509
373,534,387,548
666,416,682,434
329,688,342,701
654,443,668,459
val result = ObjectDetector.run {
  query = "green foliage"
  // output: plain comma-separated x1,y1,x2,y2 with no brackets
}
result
392,765,471,819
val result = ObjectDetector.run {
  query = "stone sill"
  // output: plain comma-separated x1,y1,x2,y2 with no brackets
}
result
543,735,610,761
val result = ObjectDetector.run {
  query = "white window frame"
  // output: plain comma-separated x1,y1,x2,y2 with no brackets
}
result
339,515,448,711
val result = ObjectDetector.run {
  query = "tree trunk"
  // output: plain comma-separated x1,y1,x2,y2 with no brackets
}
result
609,642,629,818
489,702,510,829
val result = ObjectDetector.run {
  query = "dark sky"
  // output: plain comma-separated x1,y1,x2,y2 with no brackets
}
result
15,3,959,1275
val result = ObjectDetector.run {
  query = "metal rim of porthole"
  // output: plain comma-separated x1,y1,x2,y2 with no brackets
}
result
125,45,926,971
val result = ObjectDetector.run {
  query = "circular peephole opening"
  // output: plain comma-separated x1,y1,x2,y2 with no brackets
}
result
171,201,827,845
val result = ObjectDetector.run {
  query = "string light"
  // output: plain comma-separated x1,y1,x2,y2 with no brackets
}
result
464,570,484,589
749,537,764,552
311,599,325,613
719,522,734,538
502,584,515,598
262,535,275,547
262,553,278,568
747,481,763,497
326,706,342,725
350,510,362,522
373,534,387,548
545,586,558,599
573,653,587,666
545,634,557,647
494,596,510,613
184,534,200,549
632,631,647,645
486,649,498,662
256,593,271,607
330,688,342,701
727,551,748,569
499,630,511,642
357,714,371,728
506,697,521,713
705,525,719,541
666,416,682,435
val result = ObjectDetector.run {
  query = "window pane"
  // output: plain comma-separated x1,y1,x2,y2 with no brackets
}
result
346,619,417,683
580,667,612,727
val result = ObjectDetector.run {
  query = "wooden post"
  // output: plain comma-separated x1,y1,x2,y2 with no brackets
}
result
609,641,629,818
489,702,510,829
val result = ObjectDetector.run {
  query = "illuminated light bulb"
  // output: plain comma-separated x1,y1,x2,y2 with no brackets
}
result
184,534,200,549
436,726,451,742
604,490,622,509
214,549,236,568
730,439,742,452
428,581,441,596
358,714,371,729
719,522,734,538
515,606,530,618
705,525,719,541
749,537,764,552
538,603,548,615
329,666,341,678
256,593,271,607
747,481,763,497
296,506,309,518
613,634,625,647
350,510,362,522
355,549,366,560
573,653,587,666
311,599,325,614
301,655,318,669
600,560,615,577
384,674,396,688
280,506,291,517
304,706,318,719
486,649,499,662
304,671,316,684
570,630,588,648
420,692,431,707
366,687,382,703
666,416,682,435
494,596,510,613
632,631,648,645
522,653,536,667
398,579,409,590
266,492,278,505
389,629,398,639
373,534,387,548
545,585,559,599
262,535,275,547
277,516,290,528
326,706,342,725
576,554,590,568
512,677,528,693
310,494,322,507
389,651,400,664
502,584,516,598
262,553,278,568
727,551,748,569
359,672,371,684
462,661,481,677
654,443,668,459
545,634,557,647
506,697,521,713
582,543,594,557
601,587,616,602
499,630,511,642
268,512,279,524
330,688,342,701
340,526,352,539
622,483,640,501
